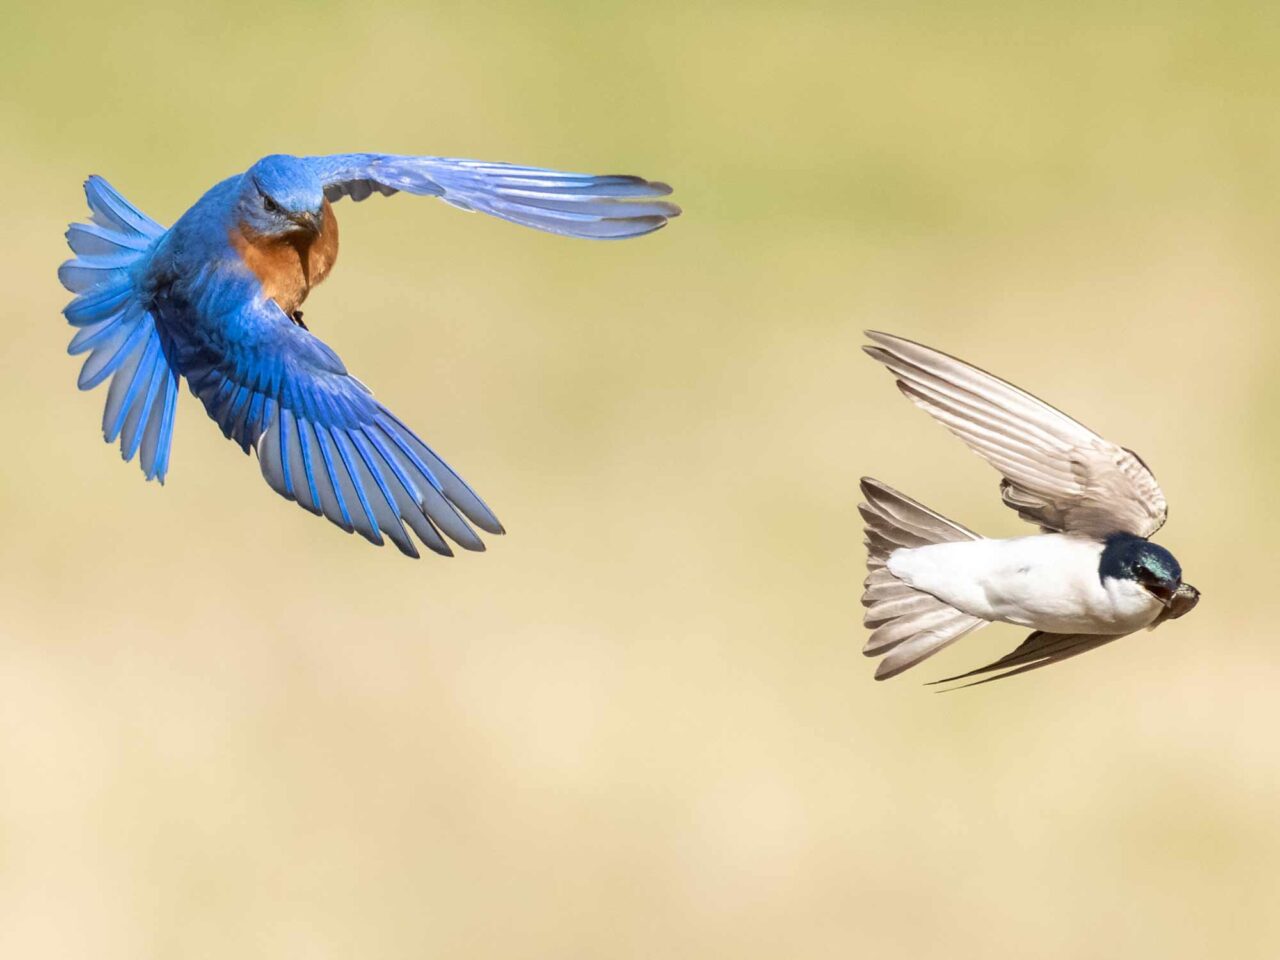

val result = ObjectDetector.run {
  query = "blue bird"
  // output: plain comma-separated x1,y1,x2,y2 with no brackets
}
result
59,153,680,557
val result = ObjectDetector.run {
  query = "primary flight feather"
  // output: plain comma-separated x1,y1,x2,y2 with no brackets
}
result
58,153,680,557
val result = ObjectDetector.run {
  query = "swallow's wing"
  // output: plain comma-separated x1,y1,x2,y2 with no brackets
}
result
863,331,1167,538
304,154,680,240
175,297,502,558
930,630,1129,688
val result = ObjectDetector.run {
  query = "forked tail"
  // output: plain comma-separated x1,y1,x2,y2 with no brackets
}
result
859,478,988,679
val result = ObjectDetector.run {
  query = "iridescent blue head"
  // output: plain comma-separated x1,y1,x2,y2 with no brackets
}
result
237,154,324,237
1099,533,1183,606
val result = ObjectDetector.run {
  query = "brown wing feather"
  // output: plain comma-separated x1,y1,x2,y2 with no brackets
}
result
864,331,1167,538
928,631,1128,689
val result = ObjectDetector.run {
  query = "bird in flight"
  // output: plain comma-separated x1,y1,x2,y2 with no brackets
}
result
59,153,679,557
859,331,1199,687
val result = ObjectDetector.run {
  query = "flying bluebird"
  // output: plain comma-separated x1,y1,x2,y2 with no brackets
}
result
58,154,680,557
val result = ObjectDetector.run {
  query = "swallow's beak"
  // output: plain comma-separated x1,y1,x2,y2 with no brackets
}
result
1166,582,1200,620
1145,580,1179,607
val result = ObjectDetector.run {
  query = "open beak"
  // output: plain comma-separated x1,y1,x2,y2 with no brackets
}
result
1145,580,1179,608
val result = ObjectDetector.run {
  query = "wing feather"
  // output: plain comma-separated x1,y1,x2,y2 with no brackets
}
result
864,331,1167,537
929,631,1128,689
304,154,680,240
173,298,501,557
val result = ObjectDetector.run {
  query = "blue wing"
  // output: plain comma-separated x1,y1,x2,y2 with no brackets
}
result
305,154,680,239
59,176,179,483
175,298,502,558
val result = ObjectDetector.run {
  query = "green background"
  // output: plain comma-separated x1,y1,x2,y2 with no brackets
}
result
3,2,1278,957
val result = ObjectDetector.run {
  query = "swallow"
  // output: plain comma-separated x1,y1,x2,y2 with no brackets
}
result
858,331,1199,686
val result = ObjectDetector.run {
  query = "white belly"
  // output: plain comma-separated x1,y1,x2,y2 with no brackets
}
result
886,535,1162,634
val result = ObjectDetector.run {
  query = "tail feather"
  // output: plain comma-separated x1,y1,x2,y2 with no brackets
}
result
858,478,988,680
862,572,917,603
60,176,178,482
863,591,941,627
85,175,163,237
873,618,988,680
67,221,152,256
860,477,979,550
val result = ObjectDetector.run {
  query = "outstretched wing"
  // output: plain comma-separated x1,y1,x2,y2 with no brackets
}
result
304,154,680,239
174,298,502,558
929,631,1129,689
863,331,1167,538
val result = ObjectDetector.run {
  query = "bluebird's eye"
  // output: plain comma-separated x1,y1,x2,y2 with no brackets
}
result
263,196,281,214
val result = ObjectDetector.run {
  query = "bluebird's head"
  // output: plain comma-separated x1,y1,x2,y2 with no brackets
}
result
1099,533,1183,606
238,154,325,237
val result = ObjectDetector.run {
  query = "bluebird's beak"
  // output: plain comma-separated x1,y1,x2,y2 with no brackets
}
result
290,210,322,235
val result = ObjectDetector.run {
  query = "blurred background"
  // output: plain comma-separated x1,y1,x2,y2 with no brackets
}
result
3,1,1278,957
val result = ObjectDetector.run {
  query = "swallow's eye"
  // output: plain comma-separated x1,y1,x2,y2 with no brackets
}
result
263,196,281,214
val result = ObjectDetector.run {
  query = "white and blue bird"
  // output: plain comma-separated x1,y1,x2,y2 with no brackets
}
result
859,331,1199,686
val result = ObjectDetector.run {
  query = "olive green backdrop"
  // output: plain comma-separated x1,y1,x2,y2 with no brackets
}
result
2,2,1277,957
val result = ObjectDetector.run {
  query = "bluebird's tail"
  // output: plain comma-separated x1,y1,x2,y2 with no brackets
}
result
59,177,179,482
858,478,988,679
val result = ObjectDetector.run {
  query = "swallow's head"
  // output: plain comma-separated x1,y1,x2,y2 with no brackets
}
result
1100,533,1183,607
239,154,325,237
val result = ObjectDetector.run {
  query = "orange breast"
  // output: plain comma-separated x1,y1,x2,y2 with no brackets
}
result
230,199,340,316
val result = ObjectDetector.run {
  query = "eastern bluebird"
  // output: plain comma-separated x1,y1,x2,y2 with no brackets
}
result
59,154,679,557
